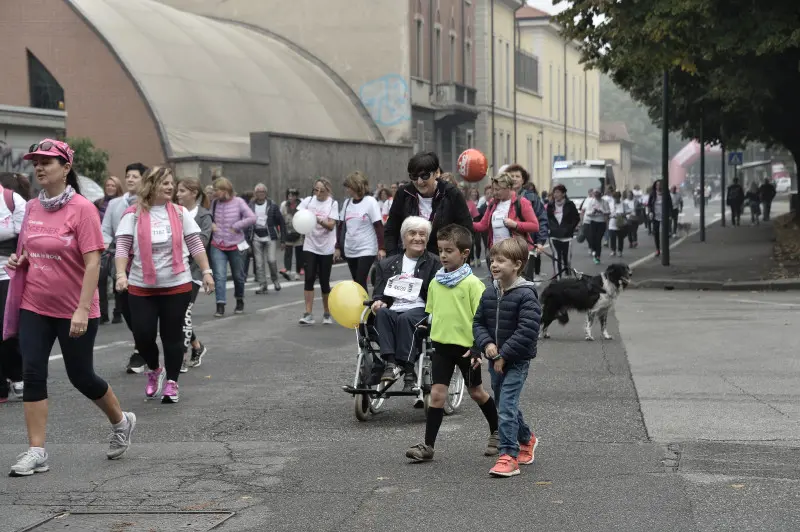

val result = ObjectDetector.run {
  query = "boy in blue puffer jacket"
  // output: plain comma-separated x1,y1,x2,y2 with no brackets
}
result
473,236,542,477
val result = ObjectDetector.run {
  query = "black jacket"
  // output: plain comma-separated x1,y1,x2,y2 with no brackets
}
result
372,251,441,307
473,278,541,362
246,199,287,244
726,184,745,206
546,199,581,240
647,192,673,219
759,183,776,202
383,180,473,255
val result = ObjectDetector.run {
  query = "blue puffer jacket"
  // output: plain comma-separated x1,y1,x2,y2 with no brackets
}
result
521,189,549,245
473,278,541,362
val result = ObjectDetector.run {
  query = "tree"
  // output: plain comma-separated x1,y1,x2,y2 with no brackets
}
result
555,0,800,169
64,137,109,183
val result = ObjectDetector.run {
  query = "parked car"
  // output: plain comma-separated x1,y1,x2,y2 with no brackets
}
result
776,177,791,193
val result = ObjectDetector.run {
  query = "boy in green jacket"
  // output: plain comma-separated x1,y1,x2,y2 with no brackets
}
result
406,224,499,462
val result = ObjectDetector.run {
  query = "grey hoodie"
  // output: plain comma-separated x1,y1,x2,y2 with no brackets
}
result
102,192,137,249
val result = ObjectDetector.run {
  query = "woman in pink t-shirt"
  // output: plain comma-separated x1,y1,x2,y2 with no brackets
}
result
7,139,136,477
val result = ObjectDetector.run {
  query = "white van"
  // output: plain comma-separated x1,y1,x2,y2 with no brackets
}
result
551,160,613,203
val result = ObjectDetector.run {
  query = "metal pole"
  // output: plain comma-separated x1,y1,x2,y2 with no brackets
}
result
721,144,726,227
661,70,670,265
699,112,706,242
490,0,495,169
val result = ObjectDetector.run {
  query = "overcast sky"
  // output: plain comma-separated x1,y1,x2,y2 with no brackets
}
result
526,0,568,15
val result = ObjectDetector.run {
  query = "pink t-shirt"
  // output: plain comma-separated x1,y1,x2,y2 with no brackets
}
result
20,195,106,319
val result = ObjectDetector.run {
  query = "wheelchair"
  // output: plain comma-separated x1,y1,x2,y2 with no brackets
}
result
342,303,465,422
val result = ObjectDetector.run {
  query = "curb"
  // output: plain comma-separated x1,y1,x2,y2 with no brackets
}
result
628,278,800,291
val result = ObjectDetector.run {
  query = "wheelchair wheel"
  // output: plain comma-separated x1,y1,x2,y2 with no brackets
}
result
354,393,372,422
369,382,386,414
443,369,465,415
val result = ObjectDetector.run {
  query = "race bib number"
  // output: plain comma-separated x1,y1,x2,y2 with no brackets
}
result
384,274,422,300
257,214,267,227
492,212,506,229
151,224,169,244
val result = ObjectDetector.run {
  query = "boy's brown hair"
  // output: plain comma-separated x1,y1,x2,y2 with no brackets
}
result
437,224,473,251
490,237,529,274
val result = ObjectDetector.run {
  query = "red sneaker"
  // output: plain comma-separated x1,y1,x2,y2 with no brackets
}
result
489,454,520,477
518,434,539,465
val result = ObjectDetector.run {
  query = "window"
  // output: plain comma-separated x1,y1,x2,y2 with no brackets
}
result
28,50,64,110
590,86,594,132
527,136,534,175
495,38,501,105
465,41,472,85
572,76,576,126
416,120,425,151
498,131,504,165
450,34,456,81
415,20,424,77
434,28,442,83
493,129,498,168
557,68,561,122
466,129,474,148
557,143,561,159
515,50,539,93
505,43,511,107
549,64,553,118
549,142,553,167
506,133,511,165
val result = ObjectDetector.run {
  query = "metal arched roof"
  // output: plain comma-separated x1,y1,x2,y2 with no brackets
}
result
68,0,381,159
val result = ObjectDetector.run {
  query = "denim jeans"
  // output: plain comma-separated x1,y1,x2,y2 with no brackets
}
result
210,246,245,304
253,239,278,284
489,359,532,458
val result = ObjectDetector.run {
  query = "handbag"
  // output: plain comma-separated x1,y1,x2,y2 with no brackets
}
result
3,206,29,341
576,224,586,243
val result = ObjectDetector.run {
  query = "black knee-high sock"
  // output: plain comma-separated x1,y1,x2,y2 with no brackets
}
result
425,407,445,447
479,397,499,433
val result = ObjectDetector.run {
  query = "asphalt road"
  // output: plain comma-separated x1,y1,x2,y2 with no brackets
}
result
2,201,797,531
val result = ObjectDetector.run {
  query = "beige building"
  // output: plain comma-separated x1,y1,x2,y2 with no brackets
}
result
599,122,634,190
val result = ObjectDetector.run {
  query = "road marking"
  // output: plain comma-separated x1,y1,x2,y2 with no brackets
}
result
49,340,131,361
730,298,800,307
629,217,720,270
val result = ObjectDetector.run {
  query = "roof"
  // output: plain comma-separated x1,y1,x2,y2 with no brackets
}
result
600,121,633,144
516,6,551,19
68,0,380,159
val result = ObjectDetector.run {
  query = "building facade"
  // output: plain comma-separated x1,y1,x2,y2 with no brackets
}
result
599,122,634,190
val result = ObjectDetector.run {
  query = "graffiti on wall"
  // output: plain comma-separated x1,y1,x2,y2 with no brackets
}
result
359,74,411,127
0,141,32,174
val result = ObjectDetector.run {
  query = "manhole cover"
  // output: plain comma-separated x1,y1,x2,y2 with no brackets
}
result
20,511,234,532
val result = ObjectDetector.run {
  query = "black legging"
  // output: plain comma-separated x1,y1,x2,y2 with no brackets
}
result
128,291,192,382
652,220,661,251
551,239,572,278
0,279,22,389
588,221,606,258
184,283,200,353
303,251,333,293
98,253,112,320
730,204,742,226
19,310,107,402
284,244,304,273
347,256,375,291
627,222,639,245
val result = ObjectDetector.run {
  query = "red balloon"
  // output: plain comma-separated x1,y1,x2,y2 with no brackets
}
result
457,149,488,183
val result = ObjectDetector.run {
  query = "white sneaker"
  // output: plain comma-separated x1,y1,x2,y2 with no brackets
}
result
10,449,49,476
107,412,136,460
299,313,315,325
322,314,333,325
10,381,23,400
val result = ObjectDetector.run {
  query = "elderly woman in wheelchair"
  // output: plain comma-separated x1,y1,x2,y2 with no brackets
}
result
370,216,441,392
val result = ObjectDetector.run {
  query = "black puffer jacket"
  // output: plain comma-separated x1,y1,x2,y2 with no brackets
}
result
383,180,473,255
372,251,441,307
546,199,581,239
473,278,541,362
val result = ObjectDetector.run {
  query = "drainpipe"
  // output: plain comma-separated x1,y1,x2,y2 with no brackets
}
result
584,70,588,158
563,40,568,158
429,0,434,96
490,0,495,168
461,0,466,85
513,9,519,162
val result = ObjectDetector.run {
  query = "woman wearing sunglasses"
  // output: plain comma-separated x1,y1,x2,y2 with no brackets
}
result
298,178,339,325
7,139,135,476
382,152,474,256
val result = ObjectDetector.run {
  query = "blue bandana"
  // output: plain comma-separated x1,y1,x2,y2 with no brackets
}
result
435,264,472,288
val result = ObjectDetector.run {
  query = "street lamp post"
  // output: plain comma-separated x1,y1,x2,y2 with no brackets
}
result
661,70,670,266
699,111,705,242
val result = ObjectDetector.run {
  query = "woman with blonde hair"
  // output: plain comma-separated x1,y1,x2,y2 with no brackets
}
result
114,167,215,404
336,171,383,290
176,177,212,370
298,177,339,325
209,177,256,317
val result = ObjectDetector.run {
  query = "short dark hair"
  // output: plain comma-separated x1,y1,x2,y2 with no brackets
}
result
505,164,530,184
437,224,473,251
407,151,440,177
125,162,147,176
490,237,529,274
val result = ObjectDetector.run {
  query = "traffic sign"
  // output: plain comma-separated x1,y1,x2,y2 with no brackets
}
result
553,155,566,163
728,151,743,165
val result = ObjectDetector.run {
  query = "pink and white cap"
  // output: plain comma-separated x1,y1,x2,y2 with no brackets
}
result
23,138,74,166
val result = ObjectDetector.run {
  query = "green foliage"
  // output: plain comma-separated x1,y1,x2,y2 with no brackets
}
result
555,0,800,165
64,137,109,183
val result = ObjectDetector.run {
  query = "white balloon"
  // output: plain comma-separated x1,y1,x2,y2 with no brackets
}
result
292,209,317,235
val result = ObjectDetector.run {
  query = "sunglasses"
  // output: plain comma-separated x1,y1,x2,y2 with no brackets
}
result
409,171,435,182
29,141,70,160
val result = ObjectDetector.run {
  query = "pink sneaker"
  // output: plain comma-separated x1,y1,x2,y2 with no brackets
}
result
518,434,539,465
145,368,165,398
161,380,179,404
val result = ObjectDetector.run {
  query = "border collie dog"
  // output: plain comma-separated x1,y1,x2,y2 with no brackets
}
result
539,263,632,341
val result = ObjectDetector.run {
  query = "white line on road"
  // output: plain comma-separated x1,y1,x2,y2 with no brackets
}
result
729,298,800,307
629,216,721,270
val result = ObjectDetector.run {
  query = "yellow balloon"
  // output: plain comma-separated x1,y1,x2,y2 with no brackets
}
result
329,281,369,329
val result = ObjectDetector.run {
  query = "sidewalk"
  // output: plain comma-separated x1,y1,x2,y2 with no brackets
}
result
630,202,799,290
